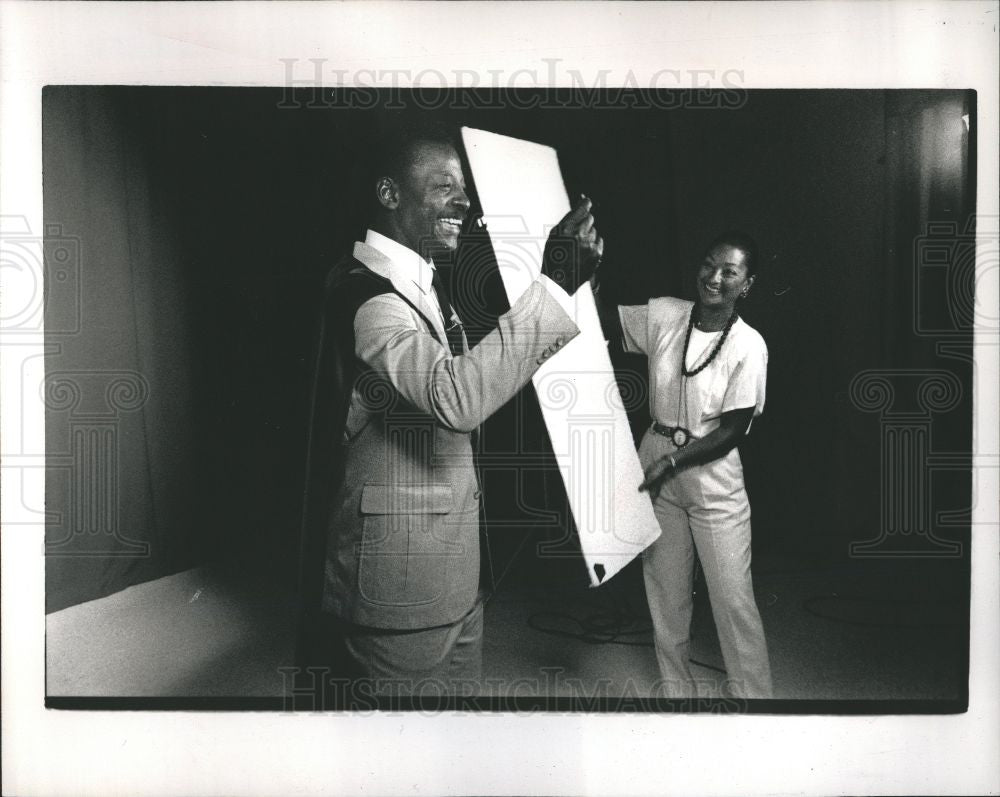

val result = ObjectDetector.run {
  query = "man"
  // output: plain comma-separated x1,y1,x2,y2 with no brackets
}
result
300,123,603,697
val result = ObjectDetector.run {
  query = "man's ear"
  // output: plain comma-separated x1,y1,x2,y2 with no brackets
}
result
376,177,399,210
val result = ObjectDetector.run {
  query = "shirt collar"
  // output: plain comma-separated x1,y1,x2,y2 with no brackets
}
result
364,229,435,294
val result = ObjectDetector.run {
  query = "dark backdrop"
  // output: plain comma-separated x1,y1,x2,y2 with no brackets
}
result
44,87,973,614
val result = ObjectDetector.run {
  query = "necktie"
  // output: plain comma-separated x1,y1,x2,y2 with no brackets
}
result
430,268,465,357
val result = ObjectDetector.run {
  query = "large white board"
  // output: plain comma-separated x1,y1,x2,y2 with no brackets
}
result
462,127,661,587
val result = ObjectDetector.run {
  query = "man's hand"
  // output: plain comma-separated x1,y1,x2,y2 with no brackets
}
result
542,196,605,295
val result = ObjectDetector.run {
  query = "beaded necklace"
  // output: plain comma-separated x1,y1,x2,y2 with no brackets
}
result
682,304,740,377
671,304,739,448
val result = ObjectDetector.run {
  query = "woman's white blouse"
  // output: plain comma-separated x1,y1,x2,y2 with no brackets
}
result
618,296,768,439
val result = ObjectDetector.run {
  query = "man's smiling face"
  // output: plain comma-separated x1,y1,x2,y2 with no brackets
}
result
391,140,470,258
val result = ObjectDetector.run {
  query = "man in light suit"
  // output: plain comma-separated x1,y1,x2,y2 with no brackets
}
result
304,123,603,696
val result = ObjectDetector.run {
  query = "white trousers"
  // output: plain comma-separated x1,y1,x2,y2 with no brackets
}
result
639,430,773,698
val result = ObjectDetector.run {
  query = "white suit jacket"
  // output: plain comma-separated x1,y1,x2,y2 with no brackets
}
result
322,239,580,629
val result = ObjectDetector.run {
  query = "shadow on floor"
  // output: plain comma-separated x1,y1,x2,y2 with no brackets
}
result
45,538,967,705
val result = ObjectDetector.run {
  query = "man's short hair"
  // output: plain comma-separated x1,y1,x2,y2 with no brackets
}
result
369,117,459,187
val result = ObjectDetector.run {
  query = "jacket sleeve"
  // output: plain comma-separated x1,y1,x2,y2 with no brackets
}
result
354,278,580,433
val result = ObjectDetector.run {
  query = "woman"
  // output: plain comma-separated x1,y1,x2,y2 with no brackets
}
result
605,231,772,699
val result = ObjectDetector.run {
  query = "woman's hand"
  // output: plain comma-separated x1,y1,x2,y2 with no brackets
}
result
639,408,756,498
639,455,677,498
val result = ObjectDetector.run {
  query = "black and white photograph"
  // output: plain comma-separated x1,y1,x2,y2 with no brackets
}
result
39,85,976,711
3,3,998,796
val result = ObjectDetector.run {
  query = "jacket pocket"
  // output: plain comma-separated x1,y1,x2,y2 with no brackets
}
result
357,483,453,607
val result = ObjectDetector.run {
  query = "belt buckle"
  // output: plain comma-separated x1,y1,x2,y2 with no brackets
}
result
654,422,691,448
670,426,690,448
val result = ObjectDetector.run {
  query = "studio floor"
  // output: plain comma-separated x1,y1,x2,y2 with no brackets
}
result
45,541,967,705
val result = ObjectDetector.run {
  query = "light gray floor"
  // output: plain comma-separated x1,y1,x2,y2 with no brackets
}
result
483,551,966,702
46,550,966,702
46,565,298,698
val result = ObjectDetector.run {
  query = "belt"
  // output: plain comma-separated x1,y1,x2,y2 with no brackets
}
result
651,422,692,448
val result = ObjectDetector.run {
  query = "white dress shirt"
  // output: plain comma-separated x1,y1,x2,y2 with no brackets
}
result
364,229,447,324
364,228,574,325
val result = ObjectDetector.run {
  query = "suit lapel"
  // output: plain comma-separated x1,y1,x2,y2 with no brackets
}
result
352,241,448,345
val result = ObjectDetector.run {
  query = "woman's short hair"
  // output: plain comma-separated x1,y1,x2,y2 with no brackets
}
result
705,230,760,277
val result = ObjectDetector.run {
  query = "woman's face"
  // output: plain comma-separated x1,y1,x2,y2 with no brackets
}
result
696,244,753,312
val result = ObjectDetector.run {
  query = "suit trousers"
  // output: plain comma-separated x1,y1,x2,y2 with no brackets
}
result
638,430,773,699
338,592,485,697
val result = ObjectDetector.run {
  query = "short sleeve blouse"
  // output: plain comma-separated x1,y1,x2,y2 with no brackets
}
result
618,297,767,439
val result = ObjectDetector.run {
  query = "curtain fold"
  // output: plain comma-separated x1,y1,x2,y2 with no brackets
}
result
44,87,199,613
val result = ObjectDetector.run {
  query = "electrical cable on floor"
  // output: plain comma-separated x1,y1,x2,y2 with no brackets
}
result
525,578,728,675
748,562,965,630
801,594,965,629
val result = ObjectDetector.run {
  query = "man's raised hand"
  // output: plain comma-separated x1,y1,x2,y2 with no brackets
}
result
542,195,605,295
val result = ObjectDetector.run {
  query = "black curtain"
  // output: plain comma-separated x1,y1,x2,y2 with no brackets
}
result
44,88,973,613
44,88,201,611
